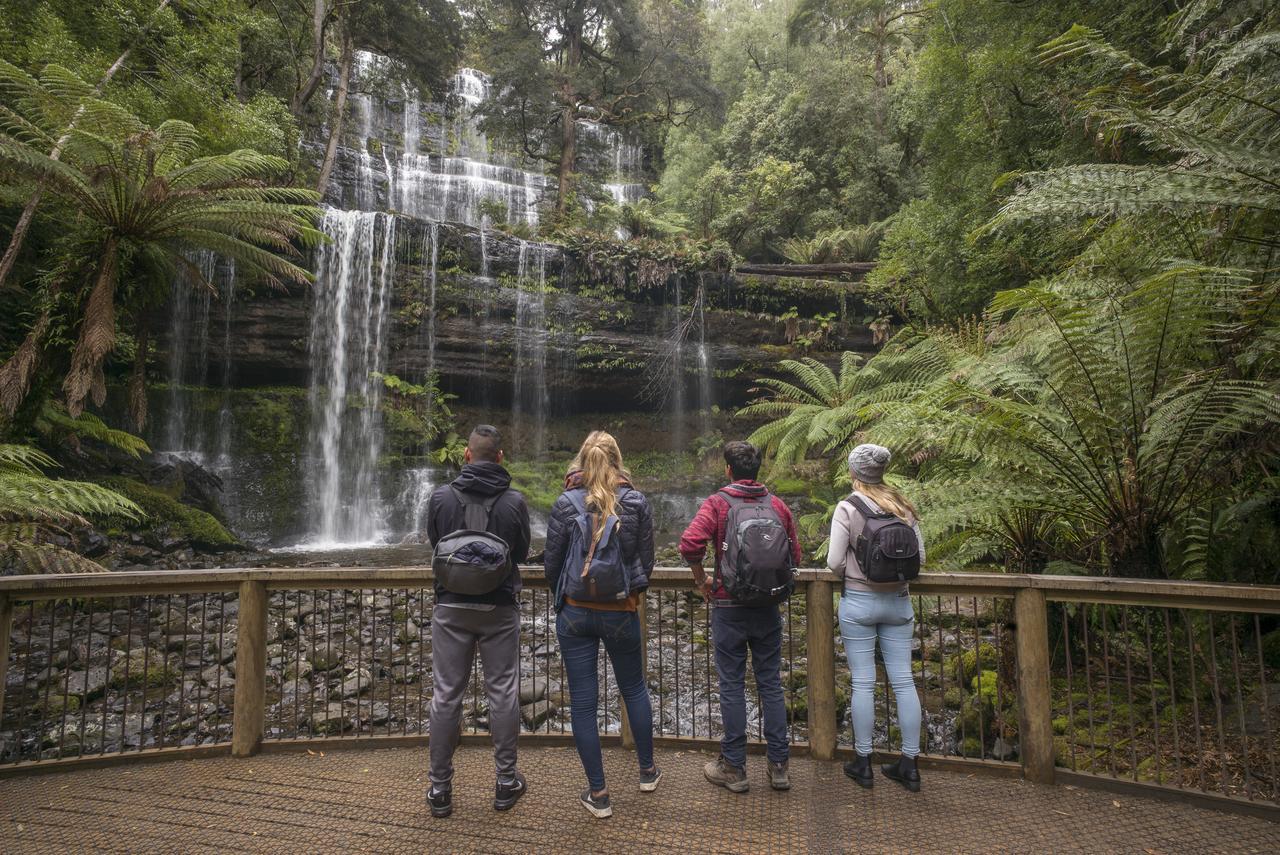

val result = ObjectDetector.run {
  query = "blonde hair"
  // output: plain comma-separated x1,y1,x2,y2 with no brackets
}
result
571,431,631,545
852,478,917,524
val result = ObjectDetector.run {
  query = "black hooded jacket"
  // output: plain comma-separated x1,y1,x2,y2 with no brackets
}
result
426,461,531,607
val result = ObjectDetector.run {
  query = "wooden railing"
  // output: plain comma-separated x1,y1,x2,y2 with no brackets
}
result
1,568,1277,816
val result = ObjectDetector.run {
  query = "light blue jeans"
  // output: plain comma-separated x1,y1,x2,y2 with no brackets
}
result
839,589,922,757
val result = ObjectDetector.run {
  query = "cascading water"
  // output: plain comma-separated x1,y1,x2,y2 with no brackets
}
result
304,208,397,547
671,276,686,457
214,260,237,467
697,275,713,440
396,467,436,540
512,240,549,457
163,253,214,454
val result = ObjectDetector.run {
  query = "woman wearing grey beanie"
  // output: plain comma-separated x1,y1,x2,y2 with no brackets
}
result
827,443,925,792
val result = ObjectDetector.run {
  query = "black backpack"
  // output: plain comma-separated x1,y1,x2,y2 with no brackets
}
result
845,493,920,583
718,491,795,606
432,487,512,595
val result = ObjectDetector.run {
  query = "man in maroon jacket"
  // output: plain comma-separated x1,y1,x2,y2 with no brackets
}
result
680,441,802,793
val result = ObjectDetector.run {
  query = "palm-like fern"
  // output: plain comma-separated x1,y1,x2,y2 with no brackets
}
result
0,60,323,423
991,5,1280,235
0,443,142,574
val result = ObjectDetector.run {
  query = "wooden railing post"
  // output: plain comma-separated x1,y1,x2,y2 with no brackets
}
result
232,580,268,757
620,595,648,750
806,580,837,760
0,593,12,728
1014,587,1054,784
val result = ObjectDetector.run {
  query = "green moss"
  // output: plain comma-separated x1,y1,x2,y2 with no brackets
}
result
103,478,239,548
949,642,999,684
943,687,963,709
1052,715,1070,735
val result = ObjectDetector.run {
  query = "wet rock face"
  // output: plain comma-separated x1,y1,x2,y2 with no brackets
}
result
153,218,873,412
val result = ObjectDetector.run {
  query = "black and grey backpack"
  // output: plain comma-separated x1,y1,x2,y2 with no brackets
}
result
432,487,512,595
844,493,920,583
718,492,796,606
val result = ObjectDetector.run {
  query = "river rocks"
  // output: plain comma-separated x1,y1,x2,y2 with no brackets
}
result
990,736,1018,761
310,645,344,672
311,703,354,735
518,677,555,705
200,664,235,689
339,667,373,698
520,700,556,729
63,666,109,699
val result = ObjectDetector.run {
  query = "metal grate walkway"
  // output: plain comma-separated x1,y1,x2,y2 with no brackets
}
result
1,745,1277,853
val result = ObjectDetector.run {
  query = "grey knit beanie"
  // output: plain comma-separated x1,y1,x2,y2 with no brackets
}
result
848,443,891,485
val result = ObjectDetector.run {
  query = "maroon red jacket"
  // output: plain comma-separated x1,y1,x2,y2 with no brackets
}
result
679,480,802,601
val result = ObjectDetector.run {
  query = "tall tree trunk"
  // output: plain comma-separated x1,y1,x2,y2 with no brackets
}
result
315,27,353,198
555,17,583,215
128,316,150,430
0,0,172,291
871,12,888,138
292,0,330,117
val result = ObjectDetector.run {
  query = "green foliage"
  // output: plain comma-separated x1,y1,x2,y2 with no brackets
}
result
373,370,458,451
0,442,141,574
102,477,237,549
0,60,321,423
746,4,1280,582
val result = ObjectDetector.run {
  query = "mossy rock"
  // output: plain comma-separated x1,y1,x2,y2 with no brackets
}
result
949,642,999,684
943,687,964,710
103,478,239,549
958,735,984,758
1052,715,1070,735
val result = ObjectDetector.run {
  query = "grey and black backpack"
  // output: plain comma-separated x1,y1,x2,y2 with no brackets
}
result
718,492,795,606
431,487,512,595
845,493,920,583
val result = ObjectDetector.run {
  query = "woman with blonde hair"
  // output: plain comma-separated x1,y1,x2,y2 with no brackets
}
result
544,431,657,818
828,443,925,792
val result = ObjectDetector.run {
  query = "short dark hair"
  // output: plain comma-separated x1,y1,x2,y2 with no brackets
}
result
468,424,502,462
723,440,762,481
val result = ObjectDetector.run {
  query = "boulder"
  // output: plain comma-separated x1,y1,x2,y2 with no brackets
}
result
339,667,373,698
520,700,556,730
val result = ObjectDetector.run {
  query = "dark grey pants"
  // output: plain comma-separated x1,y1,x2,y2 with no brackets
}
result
428,603,521,786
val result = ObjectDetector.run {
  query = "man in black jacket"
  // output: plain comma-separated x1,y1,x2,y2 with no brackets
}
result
425,425,531,818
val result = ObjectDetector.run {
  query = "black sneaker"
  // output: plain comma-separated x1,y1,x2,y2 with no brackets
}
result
580,788,613,818
639,765,662,793
494,771,527,811
426,783,452,818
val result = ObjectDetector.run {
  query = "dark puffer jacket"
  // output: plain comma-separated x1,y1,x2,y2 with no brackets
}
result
543,475,655,607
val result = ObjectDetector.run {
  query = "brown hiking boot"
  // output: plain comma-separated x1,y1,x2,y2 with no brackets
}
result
767,759,790,791
704,757,749,793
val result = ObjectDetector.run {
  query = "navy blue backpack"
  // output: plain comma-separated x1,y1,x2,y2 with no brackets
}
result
557,487,631,604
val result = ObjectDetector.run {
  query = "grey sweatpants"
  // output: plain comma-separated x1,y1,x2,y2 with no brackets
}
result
429,603,521,785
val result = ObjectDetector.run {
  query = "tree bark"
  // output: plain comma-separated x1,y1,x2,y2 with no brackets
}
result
292,0,330,117
315,26,353,198
555,15,583,215
0,0,172,291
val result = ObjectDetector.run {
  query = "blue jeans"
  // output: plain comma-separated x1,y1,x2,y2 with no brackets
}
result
839,589,922,757
711,604,788,769
556,604,654,792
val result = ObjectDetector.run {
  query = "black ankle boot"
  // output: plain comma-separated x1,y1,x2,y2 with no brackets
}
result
842,753,873,789
881,755,921,792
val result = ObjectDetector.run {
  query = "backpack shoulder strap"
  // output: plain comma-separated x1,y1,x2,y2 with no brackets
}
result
845,492,889,520
452,485,503,531
720,488,768,508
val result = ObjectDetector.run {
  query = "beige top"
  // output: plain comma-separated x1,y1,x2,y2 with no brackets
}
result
825,492,925,594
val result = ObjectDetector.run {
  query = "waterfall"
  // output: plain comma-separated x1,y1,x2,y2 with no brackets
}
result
512,241,549,457
397,467,435,540
697,276,713,440
671,276,686,457
163,252,216,454
214,260,237,466
305,208,397,546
